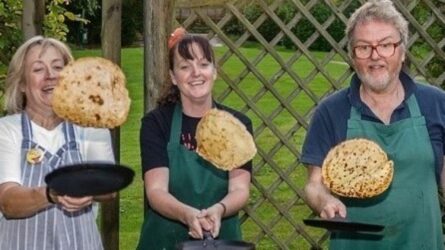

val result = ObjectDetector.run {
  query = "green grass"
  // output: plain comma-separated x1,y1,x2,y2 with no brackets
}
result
72,45,350,250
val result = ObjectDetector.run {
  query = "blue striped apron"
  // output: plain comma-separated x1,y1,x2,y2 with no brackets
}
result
0,113,103,250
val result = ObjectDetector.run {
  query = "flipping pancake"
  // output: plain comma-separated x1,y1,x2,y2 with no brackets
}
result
52,57,130,128
322,138,393,198
196,109,256,171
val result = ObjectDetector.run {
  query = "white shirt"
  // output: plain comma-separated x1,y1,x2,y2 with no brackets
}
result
0,114,115,185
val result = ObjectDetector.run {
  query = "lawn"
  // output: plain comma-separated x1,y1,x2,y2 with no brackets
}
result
73,44,350,250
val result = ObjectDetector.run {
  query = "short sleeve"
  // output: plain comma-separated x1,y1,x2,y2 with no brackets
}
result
0,116,22,184
140,107,172,174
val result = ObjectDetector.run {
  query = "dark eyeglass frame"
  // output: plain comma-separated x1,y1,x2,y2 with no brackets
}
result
353,40,402,59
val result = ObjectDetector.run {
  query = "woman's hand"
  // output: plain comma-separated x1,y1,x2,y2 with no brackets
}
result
319,196,346,219
184,207,210,239
187,205,225,239
200,204,225,238
51,191,94,212
304,166,347,219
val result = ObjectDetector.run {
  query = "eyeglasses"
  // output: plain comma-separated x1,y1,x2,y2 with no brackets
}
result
353,40,402,59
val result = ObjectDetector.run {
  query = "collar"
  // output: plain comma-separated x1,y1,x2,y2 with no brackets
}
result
348,71,417,110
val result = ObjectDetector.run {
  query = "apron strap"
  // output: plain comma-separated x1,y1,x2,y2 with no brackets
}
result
170,102,216,145
21,112,82,166
63,122,79,150
21,112,33,148
54,122,82,164
170,104,182,145
405,94,421,117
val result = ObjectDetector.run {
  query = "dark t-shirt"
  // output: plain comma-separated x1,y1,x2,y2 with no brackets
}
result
140,102,253,174
301,72,445,181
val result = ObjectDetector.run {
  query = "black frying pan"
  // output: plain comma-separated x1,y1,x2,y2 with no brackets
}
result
303,216,384,232
176,232,255,250
45,162,134,197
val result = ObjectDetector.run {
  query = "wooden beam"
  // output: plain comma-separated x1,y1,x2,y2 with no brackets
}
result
102,0,122,64
143,0,175,112
22,0,45,40
176,0,236,7
100,1,122,250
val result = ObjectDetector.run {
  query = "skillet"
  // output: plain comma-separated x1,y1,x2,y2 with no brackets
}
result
45,162,134,197
176,232,255,250
303,215,384,232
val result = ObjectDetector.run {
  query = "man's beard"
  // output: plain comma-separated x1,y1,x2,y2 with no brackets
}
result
355,61,403,93
356,70,393,93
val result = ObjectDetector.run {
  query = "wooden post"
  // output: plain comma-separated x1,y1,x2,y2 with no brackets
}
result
101,0,122,250
143,0,175,112
22,0,45,40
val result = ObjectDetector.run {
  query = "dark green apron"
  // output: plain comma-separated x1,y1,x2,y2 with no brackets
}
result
137,104,241,250
330,95,443,250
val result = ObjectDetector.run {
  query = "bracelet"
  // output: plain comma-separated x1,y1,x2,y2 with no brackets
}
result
46,186,55,204
218,202,227,216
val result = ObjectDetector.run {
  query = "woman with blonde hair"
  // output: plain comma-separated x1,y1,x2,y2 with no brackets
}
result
0,36,115,250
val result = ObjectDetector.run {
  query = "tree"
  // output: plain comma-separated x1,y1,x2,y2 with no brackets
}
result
22,0,45,40
43,0,90,41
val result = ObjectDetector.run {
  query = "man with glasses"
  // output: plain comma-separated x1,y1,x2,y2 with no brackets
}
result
302,1,445,249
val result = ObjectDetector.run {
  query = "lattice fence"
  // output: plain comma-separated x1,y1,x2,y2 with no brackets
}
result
175,0,445,249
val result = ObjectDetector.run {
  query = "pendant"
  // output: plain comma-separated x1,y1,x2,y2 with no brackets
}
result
26,148,43,164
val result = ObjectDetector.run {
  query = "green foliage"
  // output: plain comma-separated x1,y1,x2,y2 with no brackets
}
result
66,0,142,47
0,0,92,66
122,0,143,46
0,0,94,109
0,0,22,105
65,0,99,45
0,0,22,66
44,0,90,41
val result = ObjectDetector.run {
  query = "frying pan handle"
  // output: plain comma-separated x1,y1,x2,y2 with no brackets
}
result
333,213,348,222
203,231,214,241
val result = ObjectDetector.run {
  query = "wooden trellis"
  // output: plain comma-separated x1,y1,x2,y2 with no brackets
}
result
169,0,445,249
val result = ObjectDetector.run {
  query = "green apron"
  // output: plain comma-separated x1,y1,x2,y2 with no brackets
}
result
137,104,241,250
330,95,443,250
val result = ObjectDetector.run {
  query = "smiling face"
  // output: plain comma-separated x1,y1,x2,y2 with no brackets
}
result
170,42,216,106
351,20,405,92
22,44,65,115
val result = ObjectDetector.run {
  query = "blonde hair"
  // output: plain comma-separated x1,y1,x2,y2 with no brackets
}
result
4,36,73,114
346,0,409,59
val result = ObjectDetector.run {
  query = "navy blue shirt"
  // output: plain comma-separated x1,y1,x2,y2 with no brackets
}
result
301,72,445,180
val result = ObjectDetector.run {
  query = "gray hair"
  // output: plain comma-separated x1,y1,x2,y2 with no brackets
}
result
4,36,73,114
346,0,409,58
